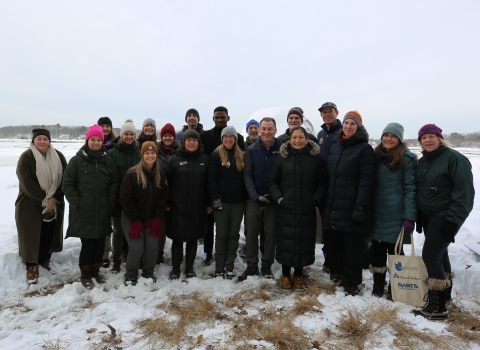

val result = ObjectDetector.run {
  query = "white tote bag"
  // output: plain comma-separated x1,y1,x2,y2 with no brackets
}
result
388,228,429,307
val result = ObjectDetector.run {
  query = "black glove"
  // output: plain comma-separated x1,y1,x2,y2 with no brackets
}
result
255,195,271,207
212,199,223,213
442,220,458,243
350,203,365,223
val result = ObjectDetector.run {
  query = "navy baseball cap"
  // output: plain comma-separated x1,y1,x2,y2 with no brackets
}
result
318,102,338,112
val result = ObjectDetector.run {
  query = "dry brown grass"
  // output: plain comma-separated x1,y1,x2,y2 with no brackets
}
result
231,281,279,303
37,336,70,350
447,303,480,344
303,278,338,297
292,295,323,316
24,283,66,298
228,306,311,349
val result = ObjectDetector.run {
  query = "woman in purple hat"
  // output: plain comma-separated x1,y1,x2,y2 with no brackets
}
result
412,124,474,320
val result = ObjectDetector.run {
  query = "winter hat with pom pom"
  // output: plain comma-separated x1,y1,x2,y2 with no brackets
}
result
120,119,137,136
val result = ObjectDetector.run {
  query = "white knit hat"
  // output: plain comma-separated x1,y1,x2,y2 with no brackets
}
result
120,119,137,136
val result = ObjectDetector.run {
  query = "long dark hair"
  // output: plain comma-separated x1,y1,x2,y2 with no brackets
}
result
374,142,411,171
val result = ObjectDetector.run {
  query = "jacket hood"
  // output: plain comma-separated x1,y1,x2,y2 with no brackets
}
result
280,140,320,158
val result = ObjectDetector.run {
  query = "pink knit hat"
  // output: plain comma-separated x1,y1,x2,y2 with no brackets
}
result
86,124,105,143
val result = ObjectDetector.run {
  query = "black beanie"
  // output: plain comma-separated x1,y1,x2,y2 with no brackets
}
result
97,116,113,128
185,108,200,122
287,108,304,123
32,128,51,142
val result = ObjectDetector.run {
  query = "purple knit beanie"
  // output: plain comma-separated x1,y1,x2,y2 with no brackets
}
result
418,124,443,141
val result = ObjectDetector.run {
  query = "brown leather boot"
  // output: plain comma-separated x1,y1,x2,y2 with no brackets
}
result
110,256,121,274
80,265,94,289
344,285,359,296
41,260,51,271
91,263,105,284
26,265,38,285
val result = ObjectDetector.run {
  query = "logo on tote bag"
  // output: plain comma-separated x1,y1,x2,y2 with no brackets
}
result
395,261,417,271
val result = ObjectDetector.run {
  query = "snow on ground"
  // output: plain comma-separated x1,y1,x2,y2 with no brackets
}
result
0,141,479,349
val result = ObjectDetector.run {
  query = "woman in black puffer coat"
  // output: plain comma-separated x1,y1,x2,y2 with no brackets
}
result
167,130,211,279
322,111,375,296
269,127,327,290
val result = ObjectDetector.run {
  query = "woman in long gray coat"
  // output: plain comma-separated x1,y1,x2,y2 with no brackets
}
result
15,128,67,284
368,123,417,298
63,124,118,288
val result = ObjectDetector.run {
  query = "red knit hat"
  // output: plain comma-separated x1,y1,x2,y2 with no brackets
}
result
85,124,104,143
343,110,363,127
160,123,176,139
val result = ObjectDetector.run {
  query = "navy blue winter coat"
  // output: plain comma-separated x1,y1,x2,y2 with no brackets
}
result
317,119,342,163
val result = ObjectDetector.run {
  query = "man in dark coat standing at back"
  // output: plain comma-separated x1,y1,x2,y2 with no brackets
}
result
200,106,245,265
278,107,318,143
176,108,205,141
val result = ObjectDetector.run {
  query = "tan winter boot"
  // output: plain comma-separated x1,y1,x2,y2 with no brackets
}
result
26,265,38,285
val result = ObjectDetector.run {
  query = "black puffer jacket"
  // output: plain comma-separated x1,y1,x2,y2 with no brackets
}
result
269,141,327,268
322,126,375,233
157,140,180,173
208,149,248,204
166,148,209,242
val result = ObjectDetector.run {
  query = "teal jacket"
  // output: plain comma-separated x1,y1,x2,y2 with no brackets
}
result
416,146,474,224
368,150,417,244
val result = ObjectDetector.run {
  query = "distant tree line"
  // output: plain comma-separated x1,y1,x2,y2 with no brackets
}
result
0,124,121,140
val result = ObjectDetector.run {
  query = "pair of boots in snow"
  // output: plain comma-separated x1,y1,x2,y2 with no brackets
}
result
169,244,197,280
80,264,105,289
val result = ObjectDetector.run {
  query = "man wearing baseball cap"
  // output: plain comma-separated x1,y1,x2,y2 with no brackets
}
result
317,102,342,163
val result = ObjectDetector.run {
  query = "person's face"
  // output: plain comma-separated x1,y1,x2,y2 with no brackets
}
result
343,119,358,138
162,133,174,146
321,107,339,127
287,114,302,130
186,113,199,127
382,133,400,151
213,111,230,128
143,124,155,136
290,130,308,150
122,131,136,144
222,135,236,149
260,121,277,145
420,133,441,152
88,136,103,150
143,150,157,167
100,124,112,136
33,135,50,153
247,124,259,139
185,137,199,152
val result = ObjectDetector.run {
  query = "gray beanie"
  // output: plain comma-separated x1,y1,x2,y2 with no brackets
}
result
221,126,237,141
142,118,156,129
120,119,137,136
382,122,404,142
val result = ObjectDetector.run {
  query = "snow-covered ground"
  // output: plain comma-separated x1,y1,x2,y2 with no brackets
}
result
0,140,479,349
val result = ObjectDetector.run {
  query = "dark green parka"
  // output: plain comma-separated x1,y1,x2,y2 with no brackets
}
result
107,140,141,216
368,150,417,244
63,148,119,239
416,145,474,225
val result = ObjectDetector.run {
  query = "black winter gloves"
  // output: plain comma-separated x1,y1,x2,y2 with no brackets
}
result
255,194,271,207
442,220,458,243
351,203,365,223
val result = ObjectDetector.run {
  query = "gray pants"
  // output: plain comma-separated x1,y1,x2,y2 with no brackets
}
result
121,213,159,279
111,216,124,259
214,201,246,268
246,199,276,266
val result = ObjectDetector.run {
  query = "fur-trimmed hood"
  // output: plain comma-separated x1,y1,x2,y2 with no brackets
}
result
279,140,320,158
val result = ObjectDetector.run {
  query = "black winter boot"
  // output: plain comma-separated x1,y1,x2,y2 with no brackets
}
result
169,246,183,280
238,265,260,281
370,265,388,298
412,278,450,320
184,244,197,278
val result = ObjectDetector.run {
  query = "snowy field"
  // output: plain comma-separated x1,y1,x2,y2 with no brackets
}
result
0,140,479,349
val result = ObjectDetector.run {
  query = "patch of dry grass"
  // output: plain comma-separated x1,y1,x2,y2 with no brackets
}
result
37,336,70,350
24,283,66,298
231,281,279,303
447,303,480,344
292,296,323,316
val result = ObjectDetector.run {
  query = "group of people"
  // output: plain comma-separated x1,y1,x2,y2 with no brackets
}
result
15,103,474,320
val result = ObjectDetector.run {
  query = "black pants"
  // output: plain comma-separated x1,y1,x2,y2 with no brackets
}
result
282,265,303,277
371,239,404,268
327,229,366,286
79,238,106,266
203,212,214,255
422,215,460,279
173,239,197,249
26,219,56,267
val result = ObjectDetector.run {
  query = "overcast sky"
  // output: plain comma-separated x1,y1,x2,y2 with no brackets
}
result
1,1,479,138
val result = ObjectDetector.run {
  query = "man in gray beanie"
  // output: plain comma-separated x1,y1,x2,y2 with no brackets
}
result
176,108,205,141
